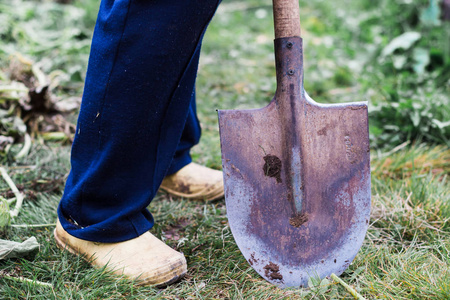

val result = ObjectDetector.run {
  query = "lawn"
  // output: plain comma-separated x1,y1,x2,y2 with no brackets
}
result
0,0,449,299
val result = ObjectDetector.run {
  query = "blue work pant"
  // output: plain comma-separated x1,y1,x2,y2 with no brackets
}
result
57,0,221,243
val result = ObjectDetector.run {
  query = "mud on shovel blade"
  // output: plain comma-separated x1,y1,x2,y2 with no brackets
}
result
217,2,371,289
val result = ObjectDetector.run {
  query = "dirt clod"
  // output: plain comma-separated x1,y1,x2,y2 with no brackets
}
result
264,262,283,280
289,213,309,227
263,155,282,183
249,253,259,266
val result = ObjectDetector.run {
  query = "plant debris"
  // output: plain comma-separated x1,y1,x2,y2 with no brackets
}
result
1,55,80,156
0,237,40,261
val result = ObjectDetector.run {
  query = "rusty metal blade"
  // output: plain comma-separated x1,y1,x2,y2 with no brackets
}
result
217,37,371,288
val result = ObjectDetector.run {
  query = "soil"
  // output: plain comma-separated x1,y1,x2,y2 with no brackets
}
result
264,262,283,280
289,213,309,227
163,218,192,244
2,179,64,201
248,253,259,266
176,181,190,194
263,155,282,183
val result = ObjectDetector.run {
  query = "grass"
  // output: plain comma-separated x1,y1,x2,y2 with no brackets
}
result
1,0,449,299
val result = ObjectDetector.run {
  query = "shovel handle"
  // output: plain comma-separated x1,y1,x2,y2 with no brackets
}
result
273,0,301,38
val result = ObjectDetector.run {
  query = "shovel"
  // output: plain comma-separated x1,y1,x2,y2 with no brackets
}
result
217,0,371,288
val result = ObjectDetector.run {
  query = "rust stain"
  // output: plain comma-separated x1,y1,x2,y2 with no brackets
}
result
231,163,241,173
344,136,357,163
317,124,331,136
349,105,366,110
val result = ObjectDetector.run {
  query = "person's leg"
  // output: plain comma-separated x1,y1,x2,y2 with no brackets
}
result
159,88,224,202
56,0,222,286
166,90,201,176
57,0,221,244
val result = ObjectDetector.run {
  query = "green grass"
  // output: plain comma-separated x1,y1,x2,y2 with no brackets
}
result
1,0,450,299
1,144,448,299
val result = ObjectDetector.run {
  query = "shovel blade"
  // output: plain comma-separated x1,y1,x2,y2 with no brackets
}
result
218,91,371,288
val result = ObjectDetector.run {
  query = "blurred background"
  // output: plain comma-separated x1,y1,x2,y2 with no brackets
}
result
0,0,448,156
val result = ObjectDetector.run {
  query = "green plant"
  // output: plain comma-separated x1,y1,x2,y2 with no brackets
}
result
369,89,449,147
364,0,450,148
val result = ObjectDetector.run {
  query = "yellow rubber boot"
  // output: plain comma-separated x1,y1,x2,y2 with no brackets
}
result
54,220,187,286
160,163,224,201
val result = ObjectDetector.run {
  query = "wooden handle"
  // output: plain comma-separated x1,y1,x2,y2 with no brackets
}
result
273,0,301,38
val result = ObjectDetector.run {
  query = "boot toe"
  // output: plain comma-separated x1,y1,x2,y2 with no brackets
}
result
54,220,187,286
160,163,224,201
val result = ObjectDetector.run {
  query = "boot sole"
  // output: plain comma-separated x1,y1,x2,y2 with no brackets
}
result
159,186,224,201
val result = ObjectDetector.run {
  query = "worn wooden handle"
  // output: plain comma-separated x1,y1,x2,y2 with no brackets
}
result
273,0,301,38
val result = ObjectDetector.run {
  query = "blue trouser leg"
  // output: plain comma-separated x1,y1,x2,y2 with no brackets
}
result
57,0,220,243
166,89,201,176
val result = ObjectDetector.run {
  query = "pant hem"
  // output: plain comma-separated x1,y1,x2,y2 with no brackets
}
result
57,204,154,243
166,152,192,176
